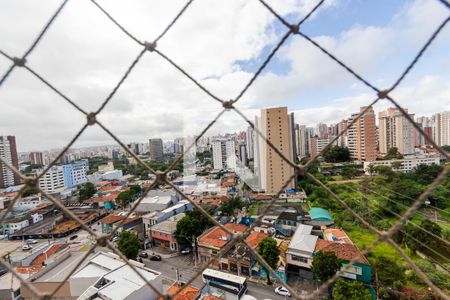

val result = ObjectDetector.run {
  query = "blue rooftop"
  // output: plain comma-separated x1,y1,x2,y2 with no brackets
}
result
309,207,333,221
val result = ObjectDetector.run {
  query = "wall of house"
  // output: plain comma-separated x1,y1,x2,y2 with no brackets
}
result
341,261,372,284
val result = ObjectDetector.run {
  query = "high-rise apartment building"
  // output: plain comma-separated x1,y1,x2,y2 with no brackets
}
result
0,136,20,188
295,125,310,158
38,165,65,194
63,159,89,189
149,138,164,161
415,116,433,146
255,107,295,194
246,126,254,160
379,107,415,155
309,137,330,158
432,111,450,147
346,107,377,161
211,138,236,170
29,152,44,165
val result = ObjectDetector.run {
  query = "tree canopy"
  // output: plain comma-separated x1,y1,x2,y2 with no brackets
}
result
333,279,372,300
175,210,212,249
79,182,96,201
323,146,350,163
258,237,280,285
311,251,341,283
220,196,244,216
117,231,141,260
384,147,403,159
117,190,133,208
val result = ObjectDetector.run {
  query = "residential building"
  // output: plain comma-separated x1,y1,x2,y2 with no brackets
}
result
415,116,433,146
2,218,29,234
149,213,185,251
345,106,377,161
239,143,247,166
159,283,200,300
13,194,51,210
149,138,164,161
316,228,371,284
28,152,43,165
295,125,310,158
274,208,306,236
432,111,450,146
254,107,295,194
38,165,65,194
308,137,330,159
286,224,318,270
100,212,142,235
135,194,179,213
197,223,248,268
142,200,193,227
246,126,254,160
379,107,415,155
63,159,89,188
363,155,440,174
211,138,236,171
0,136,20,188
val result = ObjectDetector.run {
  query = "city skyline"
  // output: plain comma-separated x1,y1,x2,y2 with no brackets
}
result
1,0,449,151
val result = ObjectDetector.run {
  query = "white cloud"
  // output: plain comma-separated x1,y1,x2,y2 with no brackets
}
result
0,0,448,151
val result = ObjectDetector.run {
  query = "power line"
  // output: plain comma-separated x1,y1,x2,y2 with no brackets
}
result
344,185,450,247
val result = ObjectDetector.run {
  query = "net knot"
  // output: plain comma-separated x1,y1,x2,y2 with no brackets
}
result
12,57,26,67
87,112,97,125
144,41,157,52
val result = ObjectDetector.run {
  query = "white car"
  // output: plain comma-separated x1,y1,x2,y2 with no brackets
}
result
26,239,38,244
22,244,32,251
180,249,191,254
274,286,291,297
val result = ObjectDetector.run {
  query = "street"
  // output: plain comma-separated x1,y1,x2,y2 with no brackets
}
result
141,252,287,300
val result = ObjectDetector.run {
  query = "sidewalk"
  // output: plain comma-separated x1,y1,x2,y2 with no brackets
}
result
144,246,181,259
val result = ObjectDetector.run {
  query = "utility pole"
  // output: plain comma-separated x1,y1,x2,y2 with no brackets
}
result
192,235,197,268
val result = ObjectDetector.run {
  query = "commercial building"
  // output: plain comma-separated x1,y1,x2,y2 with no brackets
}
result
254,107,295,194
0,136,20,188
363,155,440,174
63,159,89,188
149,138,164,161
344,106,377,161
211,138,236,171
134,194,179,213
149,213,185,251
142,200,193,227
28,152,43,165
379,107,415,155
38,165,65,194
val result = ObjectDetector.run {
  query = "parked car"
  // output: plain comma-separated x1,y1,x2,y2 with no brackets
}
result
180,248,191,254
69,235,78,241
112,236,119,242
275,286,291,297
149,255,162,261
139,251,149,258
26,239,38,244
22,244,32,251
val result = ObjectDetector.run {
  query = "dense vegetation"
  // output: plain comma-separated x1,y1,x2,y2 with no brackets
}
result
298,160,450,298
323,146,350,163
117,231,141,260
78,182,96,201
175,210,213,249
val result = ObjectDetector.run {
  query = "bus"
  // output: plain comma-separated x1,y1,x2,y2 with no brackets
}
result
202,268,248,298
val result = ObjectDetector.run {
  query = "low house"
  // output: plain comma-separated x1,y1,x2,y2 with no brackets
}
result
149,213,185,251
100,212,142,236
305,207,334,228
159,283,200,300
197,223,248,269
135,194,179,213
274,208,306,236
316,228,372,284
286,225,318,271
142,200,193,227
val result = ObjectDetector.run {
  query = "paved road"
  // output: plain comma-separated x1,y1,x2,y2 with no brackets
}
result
142,253,286,300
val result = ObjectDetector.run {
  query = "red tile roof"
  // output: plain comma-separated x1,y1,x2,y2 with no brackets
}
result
255,194,272,200
245,231,268,249
315,239,369,264
198,223,248,248
31,244,65,266
158,283,199,300
100,214,125,225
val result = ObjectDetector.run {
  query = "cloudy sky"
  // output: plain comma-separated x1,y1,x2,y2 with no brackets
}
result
0,0,449,151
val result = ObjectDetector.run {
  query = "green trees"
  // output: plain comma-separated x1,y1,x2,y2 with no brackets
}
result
174,210,212,249
117,231,141,260
312,251,342,297
79,182,96,201
21,186,39,197
117,190,133,208
384,147,403,159
257,237,280,285
372,255,405,293
220,196,244,216
323,146,350,163
332,279,372,300
396,219,442,251
311,251,342,283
